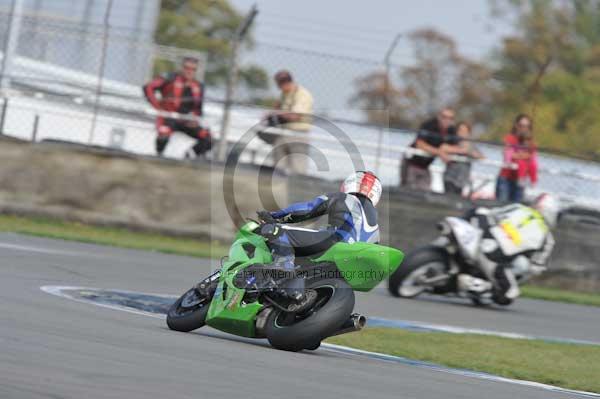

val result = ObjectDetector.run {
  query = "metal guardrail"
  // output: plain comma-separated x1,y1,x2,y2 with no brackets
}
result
3,66,599,182
3,86,600,189
10,81,600,185
258,127,600,179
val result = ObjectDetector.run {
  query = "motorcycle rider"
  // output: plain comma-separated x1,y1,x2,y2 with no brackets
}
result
256,171,382,311
458,193,558,304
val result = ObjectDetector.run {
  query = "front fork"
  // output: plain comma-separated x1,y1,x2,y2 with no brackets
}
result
424,238,465,290
429,238,460,280
195,270,221,297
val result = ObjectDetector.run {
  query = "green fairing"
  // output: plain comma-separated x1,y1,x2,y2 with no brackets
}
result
206,221,271,337
205,221,404,337
314,242,404,291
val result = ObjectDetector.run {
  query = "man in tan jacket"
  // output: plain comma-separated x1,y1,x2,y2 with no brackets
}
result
263,70,313,175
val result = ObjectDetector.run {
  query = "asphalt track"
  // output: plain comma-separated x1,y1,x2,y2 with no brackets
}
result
1,232,599,399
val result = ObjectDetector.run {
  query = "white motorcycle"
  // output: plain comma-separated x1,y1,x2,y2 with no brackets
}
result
388,216,545,306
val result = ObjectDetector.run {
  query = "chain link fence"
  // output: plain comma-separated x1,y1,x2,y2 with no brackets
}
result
232,41,600,209
0,5,599,209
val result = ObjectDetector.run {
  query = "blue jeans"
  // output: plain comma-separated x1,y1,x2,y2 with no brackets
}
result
495,176,524,203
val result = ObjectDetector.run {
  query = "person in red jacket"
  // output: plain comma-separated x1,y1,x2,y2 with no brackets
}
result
496,114,538,202
143,57,211,158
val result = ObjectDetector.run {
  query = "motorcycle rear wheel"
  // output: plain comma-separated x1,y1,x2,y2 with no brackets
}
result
166,288,210,332
264,278,354,352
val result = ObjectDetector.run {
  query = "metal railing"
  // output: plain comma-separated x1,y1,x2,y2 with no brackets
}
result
3,82,600,208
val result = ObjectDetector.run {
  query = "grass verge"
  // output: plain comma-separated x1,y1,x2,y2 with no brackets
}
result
327,328,600,393
521,285,600,307
0,214,228,259
1,214,599,307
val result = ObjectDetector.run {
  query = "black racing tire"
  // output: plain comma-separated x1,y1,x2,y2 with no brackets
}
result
264,278,354,352
388,246,449,298
166,288,210,332
304,341,321,351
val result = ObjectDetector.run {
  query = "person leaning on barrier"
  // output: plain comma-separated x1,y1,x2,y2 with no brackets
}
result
400,108,460,191
440,121,484,195
260,70,314,175
496,114,538,203
143,57,212,159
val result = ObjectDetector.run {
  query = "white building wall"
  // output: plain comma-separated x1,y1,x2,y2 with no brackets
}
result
0,0,160,84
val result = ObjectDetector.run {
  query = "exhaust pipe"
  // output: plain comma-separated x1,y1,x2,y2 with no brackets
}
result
329,313,367,337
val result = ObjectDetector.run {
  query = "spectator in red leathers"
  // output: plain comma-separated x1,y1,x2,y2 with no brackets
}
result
496,114,538,202
143,57,211,158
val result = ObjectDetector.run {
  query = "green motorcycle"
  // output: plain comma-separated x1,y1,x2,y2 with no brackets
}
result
167,220,404,352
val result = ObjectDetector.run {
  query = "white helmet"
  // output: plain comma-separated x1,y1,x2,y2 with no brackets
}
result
341,171,382,206
533,193,560,228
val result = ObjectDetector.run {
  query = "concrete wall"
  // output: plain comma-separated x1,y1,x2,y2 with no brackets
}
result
1,136,598,291
0,137,287,241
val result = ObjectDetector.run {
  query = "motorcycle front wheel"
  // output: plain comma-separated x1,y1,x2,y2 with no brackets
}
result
388,246,450,298
166,287,210,332
264,278,355,352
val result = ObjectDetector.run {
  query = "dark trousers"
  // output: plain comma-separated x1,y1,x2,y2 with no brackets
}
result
277,227,340,257
495,176,524,202
155,117,212,156
262,225,341,293
444,181,463,195
400,157,431,191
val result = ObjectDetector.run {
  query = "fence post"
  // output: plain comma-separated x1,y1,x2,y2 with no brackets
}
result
217,4,258,162
376,33,403,176
31,114,39,142
0,0,24,91
88,0,113,145
0,97,8,135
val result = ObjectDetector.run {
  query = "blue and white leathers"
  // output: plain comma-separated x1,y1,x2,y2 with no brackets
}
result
270,191,379,245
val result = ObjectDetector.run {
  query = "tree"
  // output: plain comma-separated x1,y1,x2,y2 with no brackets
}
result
400,29,463,118
155,0,268,91
349,71,413,128
488,0,600,158
350,28,495,130
454,59,497,126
